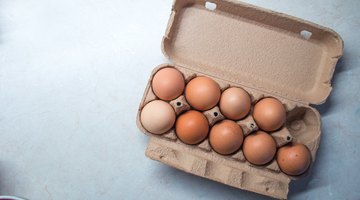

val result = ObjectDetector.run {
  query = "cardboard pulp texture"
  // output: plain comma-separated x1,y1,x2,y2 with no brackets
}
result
136,0,343,199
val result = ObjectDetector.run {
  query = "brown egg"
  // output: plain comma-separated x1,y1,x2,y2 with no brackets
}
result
152,67,185,100
253,97,286,132
243,131,277,165
277,143,311,176
185,77,221,111
176,110,209,145
209,120,244,155
219,87,251,120
140,100,176,134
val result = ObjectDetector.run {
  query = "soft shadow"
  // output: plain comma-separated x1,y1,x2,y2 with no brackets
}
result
313,52,349,116
288,125,328,198
0,162,6,194
287,155,320,197
288,171,315,198
0,161,14,195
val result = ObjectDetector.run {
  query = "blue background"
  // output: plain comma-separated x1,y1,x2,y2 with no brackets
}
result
0,0,359,199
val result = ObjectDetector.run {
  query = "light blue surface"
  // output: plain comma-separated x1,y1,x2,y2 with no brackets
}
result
0,0,359,199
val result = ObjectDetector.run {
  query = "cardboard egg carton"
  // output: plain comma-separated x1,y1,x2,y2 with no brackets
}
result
136,0,343,199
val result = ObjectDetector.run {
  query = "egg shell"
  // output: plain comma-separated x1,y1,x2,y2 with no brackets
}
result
209,120,244,155
140,100,176,134
243,131,277,165
185,77,221,111
176,110,209,145
220,87,251,120
253,97,286,132
152,67,185,100
277,143,311,176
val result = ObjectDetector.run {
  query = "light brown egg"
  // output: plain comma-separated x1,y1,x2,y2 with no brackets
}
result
277,143,311,176
140,100,176,134
152,67,185,101
176,110,209,145
185,77,221,111
243,131,277,165
209,120,243,155
219,87,251,120
253,97,286,132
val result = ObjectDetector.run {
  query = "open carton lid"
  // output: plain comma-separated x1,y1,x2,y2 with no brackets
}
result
162,0,343,105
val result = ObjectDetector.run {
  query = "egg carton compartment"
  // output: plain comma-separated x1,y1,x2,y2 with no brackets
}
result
286,106,321,161
146,136,290,199
136,64,320,187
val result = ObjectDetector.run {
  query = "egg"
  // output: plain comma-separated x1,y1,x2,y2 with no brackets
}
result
277,143,311,176
140,100,176,134
209,120,244,155
219,87,251,120
243,131,277,165
185,77,221,111
152,67,185,100
253,97,286,132
176,110,209,145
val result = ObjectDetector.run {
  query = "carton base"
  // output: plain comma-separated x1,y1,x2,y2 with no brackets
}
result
146,137,290,199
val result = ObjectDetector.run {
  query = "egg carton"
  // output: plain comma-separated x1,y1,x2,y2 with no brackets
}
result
137,64,321,199
136,0,343,199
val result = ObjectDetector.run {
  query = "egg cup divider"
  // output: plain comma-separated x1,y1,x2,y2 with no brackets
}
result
169,95,190,115
236,115,258,136
203,106,224,126
137,0,343,199
271,127,293,147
